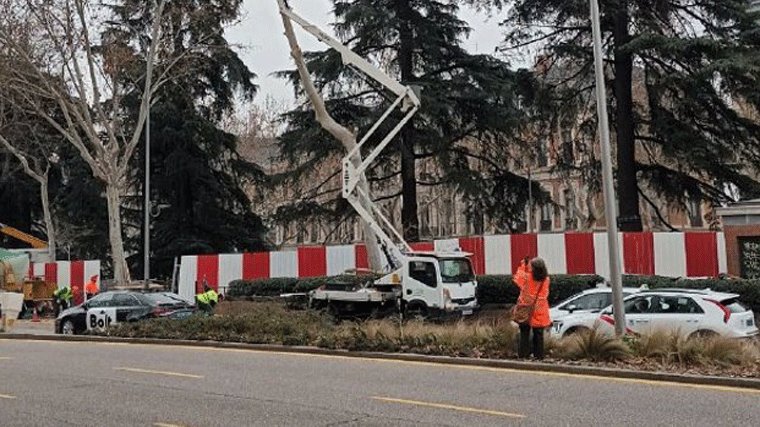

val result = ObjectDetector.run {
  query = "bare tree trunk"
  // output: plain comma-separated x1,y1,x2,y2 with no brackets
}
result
105,181,130,285
0,135,56,260
39,174,56,260
279,11,384,272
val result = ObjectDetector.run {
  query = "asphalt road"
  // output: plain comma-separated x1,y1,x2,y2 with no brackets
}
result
0,339,758,427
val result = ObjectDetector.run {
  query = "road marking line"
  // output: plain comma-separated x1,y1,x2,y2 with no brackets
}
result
372,396,525,418
0,357,12,360
0,393,16,399
154,423,193,427
114,367,204,379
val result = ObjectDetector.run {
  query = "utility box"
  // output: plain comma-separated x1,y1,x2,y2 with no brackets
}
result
22,278,56,301
715,199,760,279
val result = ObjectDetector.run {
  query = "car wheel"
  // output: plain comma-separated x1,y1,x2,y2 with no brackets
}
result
61,319,75,335
563,326,589,338
689,329,717,340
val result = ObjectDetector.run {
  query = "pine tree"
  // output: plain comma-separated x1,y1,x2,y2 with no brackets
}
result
491,0,760,230
278,0,547,240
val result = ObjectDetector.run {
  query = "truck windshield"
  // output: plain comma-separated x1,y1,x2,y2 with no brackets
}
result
439,258,475,283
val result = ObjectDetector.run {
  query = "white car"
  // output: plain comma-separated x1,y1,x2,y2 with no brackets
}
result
553,289,759,339
550,285,642,338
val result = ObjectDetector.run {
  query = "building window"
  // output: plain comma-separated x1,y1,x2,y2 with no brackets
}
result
440,199,453,237
687,198,703,227
420,204,431,238
561,130,574,164
470,212,484,235
310,222,320,243
536,138,548,167
540,204,552,231
564,189,577,230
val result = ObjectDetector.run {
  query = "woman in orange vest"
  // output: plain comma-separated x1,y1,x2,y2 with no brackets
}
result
512,256,551,359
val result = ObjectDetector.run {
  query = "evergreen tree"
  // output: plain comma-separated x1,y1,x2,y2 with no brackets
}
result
489,0,760,230
100,0,269,279
278,0,548,240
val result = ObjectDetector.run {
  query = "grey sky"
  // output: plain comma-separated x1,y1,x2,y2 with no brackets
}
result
226,0,505,106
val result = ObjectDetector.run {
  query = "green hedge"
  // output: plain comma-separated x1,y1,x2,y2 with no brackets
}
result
227,274,378,298
228,273,605,306
475,274,604,306
228,274,760,314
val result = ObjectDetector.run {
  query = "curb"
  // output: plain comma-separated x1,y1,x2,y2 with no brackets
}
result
2,333,759,391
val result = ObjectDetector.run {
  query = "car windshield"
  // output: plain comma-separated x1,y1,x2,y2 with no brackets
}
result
439,258,475,283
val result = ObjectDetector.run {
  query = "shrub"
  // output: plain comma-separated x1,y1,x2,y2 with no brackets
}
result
477,274,604,306
227,274,379,297
555,328,632,362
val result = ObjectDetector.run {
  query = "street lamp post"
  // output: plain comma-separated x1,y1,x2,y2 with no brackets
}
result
144,104,150,289
590,0,626,335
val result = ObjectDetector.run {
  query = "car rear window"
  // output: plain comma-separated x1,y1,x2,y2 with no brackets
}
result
720,298,749,313
145,293,192,307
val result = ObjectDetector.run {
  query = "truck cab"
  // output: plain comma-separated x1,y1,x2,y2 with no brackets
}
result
392,251,478,318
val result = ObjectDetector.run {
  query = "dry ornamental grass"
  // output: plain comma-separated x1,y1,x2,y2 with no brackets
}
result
99,300,760,378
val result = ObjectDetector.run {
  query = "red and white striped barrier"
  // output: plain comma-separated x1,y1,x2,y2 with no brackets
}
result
177,231,727,301
29,260,101,306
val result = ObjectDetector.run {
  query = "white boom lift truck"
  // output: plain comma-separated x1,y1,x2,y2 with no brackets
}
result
278,1,478,319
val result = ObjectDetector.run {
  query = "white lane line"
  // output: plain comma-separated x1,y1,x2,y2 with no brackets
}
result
154,423,193,427
114,367,204,379
0,393,16,399
0,357,13,360
372,396,525,418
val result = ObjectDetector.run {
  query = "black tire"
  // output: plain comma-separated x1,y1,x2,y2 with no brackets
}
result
61,319,76,335
404,303,428,321
563,326,589,338
689,329,717,340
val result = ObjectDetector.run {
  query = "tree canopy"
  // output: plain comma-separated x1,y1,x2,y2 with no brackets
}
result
496,0,760,229
277,0,550,239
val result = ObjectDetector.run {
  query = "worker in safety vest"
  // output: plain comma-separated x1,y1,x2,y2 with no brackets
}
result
85,275,99,300
195,284,219,314
512,256,551,359
52,286,73,317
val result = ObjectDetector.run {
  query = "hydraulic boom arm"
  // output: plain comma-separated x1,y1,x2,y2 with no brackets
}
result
277,1,420,269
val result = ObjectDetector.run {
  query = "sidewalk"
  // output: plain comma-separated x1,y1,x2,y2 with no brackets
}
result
1,318,56,335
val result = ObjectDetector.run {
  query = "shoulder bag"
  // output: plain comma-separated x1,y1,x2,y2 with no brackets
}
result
512,279,547,325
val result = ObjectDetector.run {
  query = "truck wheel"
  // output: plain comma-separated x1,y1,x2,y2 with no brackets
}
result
61,320,76,335
405,303,428,321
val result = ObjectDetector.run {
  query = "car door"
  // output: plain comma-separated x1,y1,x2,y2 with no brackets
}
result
649,295,704,336
111,293,147,322
85,293,115,332
623,295,657,335
405,259,441,309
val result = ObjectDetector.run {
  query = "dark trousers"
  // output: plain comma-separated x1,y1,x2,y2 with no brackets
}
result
518,324,545,359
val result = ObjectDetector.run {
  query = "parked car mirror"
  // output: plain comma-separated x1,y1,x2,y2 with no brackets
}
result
567,304,577,314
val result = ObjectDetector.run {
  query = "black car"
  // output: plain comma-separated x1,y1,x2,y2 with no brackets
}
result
55,291,195,335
